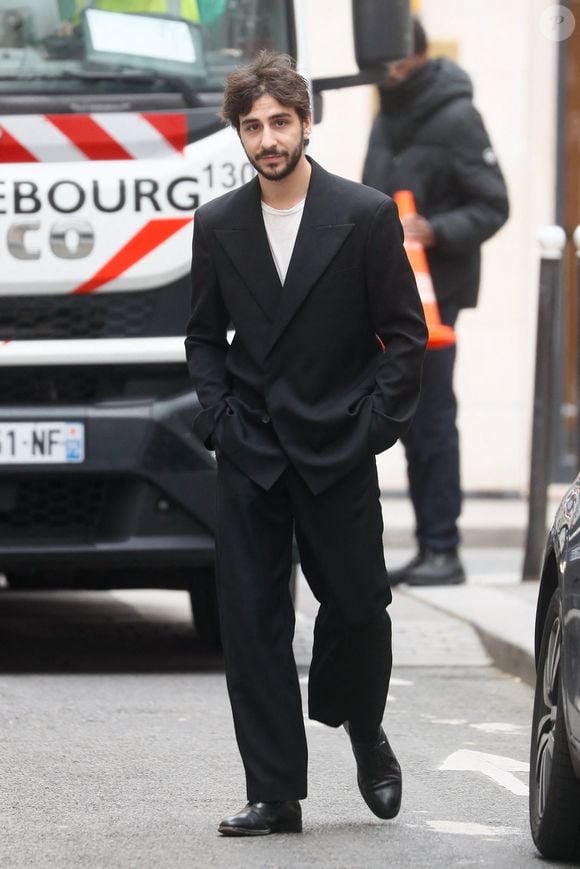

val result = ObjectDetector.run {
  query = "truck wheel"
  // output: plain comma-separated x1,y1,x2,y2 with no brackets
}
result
189,570,221,650
529,587,580,859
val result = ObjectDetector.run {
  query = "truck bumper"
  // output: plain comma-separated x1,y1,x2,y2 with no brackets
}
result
0,389,216,587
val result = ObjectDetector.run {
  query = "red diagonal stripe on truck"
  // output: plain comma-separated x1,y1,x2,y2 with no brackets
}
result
143,113,187,152
72,217,192,295
0,127,38,163
47,114,133,161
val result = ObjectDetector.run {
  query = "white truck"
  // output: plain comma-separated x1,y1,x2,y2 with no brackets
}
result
0,0,409,646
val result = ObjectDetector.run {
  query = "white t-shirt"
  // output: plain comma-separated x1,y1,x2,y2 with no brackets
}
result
261,198,305,284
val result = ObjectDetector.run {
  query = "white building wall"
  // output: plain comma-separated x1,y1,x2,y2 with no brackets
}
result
303,0,559,493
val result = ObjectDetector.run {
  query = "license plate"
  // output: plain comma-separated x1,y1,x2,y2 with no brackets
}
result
0,422,85,464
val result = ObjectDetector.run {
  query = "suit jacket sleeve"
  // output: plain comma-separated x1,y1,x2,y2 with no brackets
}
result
367,198,428,445
184,211,230,448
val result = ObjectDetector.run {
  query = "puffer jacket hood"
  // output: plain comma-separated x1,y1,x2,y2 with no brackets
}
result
380,58,472,114
378,59,473,152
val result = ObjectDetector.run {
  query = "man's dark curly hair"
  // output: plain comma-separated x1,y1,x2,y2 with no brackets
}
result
221,51,311,133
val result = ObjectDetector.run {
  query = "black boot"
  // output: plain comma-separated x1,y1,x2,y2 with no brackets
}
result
389,547,465,585
345,725,402,819
218,801,302,836
404,547,465,586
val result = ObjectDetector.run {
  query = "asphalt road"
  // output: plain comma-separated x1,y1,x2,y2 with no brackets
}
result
0,573,568,868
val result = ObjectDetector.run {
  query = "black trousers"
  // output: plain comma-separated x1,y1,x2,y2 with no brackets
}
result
215,454,392,802
402,304,461,552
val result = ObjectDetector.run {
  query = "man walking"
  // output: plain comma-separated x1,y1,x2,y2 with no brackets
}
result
185,51,427,836
363,19,509,586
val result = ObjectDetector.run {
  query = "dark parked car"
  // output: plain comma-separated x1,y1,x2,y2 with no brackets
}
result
530,471,580,860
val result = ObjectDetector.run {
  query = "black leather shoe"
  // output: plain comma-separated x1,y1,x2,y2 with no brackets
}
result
346,726,402,819
218,801,302,836
404,548,465,586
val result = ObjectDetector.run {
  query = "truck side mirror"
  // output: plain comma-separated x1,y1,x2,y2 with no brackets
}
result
311,0,411,97
352,0,412,68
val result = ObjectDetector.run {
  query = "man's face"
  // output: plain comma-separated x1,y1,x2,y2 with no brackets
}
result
239,94,311,182
385,53,428,87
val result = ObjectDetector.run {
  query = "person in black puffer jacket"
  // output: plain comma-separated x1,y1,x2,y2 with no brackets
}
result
363,18,509,586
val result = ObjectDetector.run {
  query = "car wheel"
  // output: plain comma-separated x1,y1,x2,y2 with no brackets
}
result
530,587,580,859
189,569,221,650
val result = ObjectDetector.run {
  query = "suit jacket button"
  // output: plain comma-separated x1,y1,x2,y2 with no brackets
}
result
261,414,271,424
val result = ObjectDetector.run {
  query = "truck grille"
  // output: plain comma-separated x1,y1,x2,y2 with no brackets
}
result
0,291,157,339
0,276,189,342
0,475,201,547
0,365,191,405
0,477,107,540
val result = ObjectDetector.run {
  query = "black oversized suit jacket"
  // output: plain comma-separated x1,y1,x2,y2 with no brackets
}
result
185,158,427,495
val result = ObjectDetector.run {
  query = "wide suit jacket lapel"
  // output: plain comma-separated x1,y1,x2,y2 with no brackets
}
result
213,177,282,322
212,160,354,346
266,160,354,353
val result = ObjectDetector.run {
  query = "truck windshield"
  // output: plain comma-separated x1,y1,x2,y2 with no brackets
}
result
0,0,293,96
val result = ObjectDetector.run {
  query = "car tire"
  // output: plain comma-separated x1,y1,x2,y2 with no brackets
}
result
529,586,580,860
189,569,221,650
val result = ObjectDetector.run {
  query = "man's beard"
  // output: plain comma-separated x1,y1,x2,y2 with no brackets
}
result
247,132,304,181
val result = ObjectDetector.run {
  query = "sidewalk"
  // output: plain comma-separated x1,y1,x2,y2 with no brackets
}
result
382,492,555,687
391,549,538,686
381,491,563,548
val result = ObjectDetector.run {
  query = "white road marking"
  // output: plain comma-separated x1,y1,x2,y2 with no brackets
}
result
390,677,414,686
470,722,527,734
431,719,468,726
439,749,529,796
427,820,520,837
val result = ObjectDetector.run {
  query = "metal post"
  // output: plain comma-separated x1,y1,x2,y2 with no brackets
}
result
522,226,566,581
574,225,580,471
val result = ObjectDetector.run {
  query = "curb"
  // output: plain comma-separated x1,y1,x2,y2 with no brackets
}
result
472,627,535,686
399,583,537,686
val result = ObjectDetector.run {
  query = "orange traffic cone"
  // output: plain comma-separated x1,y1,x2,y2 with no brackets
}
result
393,190,456,350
